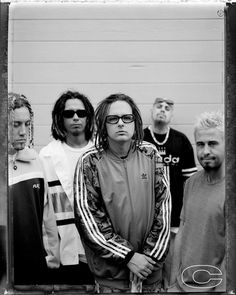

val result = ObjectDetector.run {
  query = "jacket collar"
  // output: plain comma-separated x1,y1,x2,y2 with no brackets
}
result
14,147,37,162
106,141,137,161
47,140,73,203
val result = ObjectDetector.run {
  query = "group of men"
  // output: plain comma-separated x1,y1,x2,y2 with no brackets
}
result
8,90,225,292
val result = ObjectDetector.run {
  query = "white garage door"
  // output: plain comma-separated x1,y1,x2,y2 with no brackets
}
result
8,2,225,153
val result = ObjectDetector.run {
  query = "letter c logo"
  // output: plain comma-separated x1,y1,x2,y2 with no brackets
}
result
181,265,223,289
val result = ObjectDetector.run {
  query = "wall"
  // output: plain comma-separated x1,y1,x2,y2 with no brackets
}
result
8,2,225,154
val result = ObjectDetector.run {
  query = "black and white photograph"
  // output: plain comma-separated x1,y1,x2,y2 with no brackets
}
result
0,0,236,293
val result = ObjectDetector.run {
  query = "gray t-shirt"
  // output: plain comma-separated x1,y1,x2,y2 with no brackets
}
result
176,170,225,292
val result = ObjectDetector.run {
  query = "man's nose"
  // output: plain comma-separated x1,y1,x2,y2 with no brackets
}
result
203,144,210,154
117,118,124,125
19,124,26,135
73,113,79,120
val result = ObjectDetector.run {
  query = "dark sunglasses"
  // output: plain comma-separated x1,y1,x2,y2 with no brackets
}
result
154,98,174,106
62,109,88,118
106,114,134,124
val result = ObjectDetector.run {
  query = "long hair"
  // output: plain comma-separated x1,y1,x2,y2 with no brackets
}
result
95,93,143,151
8,92,34,148
51,90,95,142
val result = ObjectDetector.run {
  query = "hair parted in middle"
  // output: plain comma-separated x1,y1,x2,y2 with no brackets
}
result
95,93,143,151
51,90,95,142
8,92,34,148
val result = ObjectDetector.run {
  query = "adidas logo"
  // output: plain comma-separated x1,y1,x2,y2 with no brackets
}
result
141,173,148,180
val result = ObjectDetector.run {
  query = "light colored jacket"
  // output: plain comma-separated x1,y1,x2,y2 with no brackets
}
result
39,139,92,265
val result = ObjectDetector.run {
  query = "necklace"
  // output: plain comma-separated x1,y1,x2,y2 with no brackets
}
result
13,161,17,170
148,125,170,145
9,154,18,170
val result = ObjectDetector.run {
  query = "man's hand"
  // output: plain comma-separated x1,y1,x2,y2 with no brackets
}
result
127,252,156,280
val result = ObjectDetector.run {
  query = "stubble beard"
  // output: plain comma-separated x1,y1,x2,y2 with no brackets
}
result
154,119,166,129
202,162,221,172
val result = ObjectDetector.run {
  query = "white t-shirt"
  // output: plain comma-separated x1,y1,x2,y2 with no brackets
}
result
62,140,94,180
62,140,94,262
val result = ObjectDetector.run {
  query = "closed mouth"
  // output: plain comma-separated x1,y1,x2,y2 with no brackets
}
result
16,139,26,143
117,131,127,134
202,158,213,162
71,124,82,127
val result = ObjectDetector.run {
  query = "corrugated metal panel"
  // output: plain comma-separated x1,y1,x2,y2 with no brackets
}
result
8,2,224,152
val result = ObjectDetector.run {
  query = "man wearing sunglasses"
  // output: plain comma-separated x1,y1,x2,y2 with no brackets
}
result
39,90,95,284
74,93,171,293
143,98,197,287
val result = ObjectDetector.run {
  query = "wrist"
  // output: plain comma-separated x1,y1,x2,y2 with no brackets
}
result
144,253,158,263
124,250,135,264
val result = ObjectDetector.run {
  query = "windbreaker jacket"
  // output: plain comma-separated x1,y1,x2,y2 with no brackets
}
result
9,148,59,282
39,140,92,265
74,141,171,288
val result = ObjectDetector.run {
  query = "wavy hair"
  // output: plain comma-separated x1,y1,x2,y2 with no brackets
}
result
8,92,34,148
95,93,143,151
51,90,95,142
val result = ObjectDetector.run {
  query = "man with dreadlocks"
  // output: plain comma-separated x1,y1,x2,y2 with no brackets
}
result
39,90,95,284
8,93,59,285
74,93,171,293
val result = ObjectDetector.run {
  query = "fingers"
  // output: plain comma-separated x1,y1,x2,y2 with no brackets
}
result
144,267,153,275
132,264,153,280
143,258,155,273
136,269,151,280
141,270,150,278
146,263,154,272
141,265,153,278
131,271,146,281
135,272,146,280
145,255,157,265
127,252,157,280
152,265,159,272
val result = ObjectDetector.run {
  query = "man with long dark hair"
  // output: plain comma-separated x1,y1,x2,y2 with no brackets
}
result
39,90,95,284
74,93,171,292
